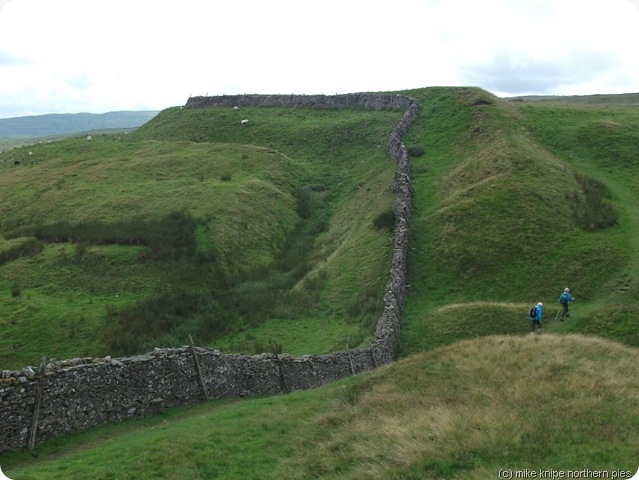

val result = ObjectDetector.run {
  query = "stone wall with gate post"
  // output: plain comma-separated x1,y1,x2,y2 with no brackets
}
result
0,93,419,453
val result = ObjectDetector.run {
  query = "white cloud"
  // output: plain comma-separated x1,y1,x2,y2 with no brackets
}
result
0,0,638,118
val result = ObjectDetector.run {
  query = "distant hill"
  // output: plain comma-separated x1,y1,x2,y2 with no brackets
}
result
505,92,639,106
0,110,160,138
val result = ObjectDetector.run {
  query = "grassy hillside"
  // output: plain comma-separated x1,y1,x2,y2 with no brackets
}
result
0,106,404,367
1,87,638,477
399,87,639,354
2,335,637,479
129,105,403,317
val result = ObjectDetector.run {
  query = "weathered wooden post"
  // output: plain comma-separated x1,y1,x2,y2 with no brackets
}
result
189,336,209,401
28,356,46,451
275,354,290,394
346,345,356,375
369,345,377,368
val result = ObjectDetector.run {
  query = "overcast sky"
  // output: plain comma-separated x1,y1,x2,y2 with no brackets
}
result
0,0,638,118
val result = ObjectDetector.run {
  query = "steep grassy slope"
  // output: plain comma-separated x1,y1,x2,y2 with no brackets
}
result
1,88,638,477
0,106,404,368
399,87,638,353
513,97,639,346
130,106,406,345
2,335,637,479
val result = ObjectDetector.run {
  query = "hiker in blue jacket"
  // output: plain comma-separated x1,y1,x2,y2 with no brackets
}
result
530,302,543,334
558,287,574,321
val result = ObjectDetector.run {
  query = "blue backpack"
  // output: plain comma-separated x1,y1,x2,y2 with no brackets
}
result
528,306,537,319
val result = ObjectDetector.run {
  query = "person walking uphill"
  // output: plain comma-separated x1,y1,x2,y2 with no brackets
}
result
530,302,543,335
559,288,574,321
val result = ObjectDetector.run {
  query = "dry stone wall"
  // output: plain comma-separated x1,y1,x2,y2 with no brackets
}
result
0,93,418,453
184,92,415,111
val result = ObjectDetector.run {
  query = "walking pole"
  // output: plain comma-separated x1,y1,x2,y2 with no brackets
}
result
555,308,562,320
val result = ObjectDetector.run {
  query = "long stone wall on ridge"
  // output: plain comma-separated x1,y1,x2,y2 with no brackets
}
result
0,93,419,453
184,92,415,111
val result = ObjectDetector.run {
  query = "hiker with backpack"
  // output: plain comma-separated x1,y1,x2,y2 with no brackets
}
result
529,302,543,335
558,287,574,320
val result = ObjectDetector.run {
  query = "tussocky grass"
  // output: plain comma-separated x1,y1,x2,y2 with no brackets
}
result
1,88,638,477
1,334,637,479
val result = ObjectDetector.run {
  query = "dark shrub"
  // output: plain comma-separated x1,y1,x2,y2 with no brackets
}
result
406,143,425,157
75,242,88,259
0,237,43,265
9,211,198,259
568,173,617,231
372,210,395,231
